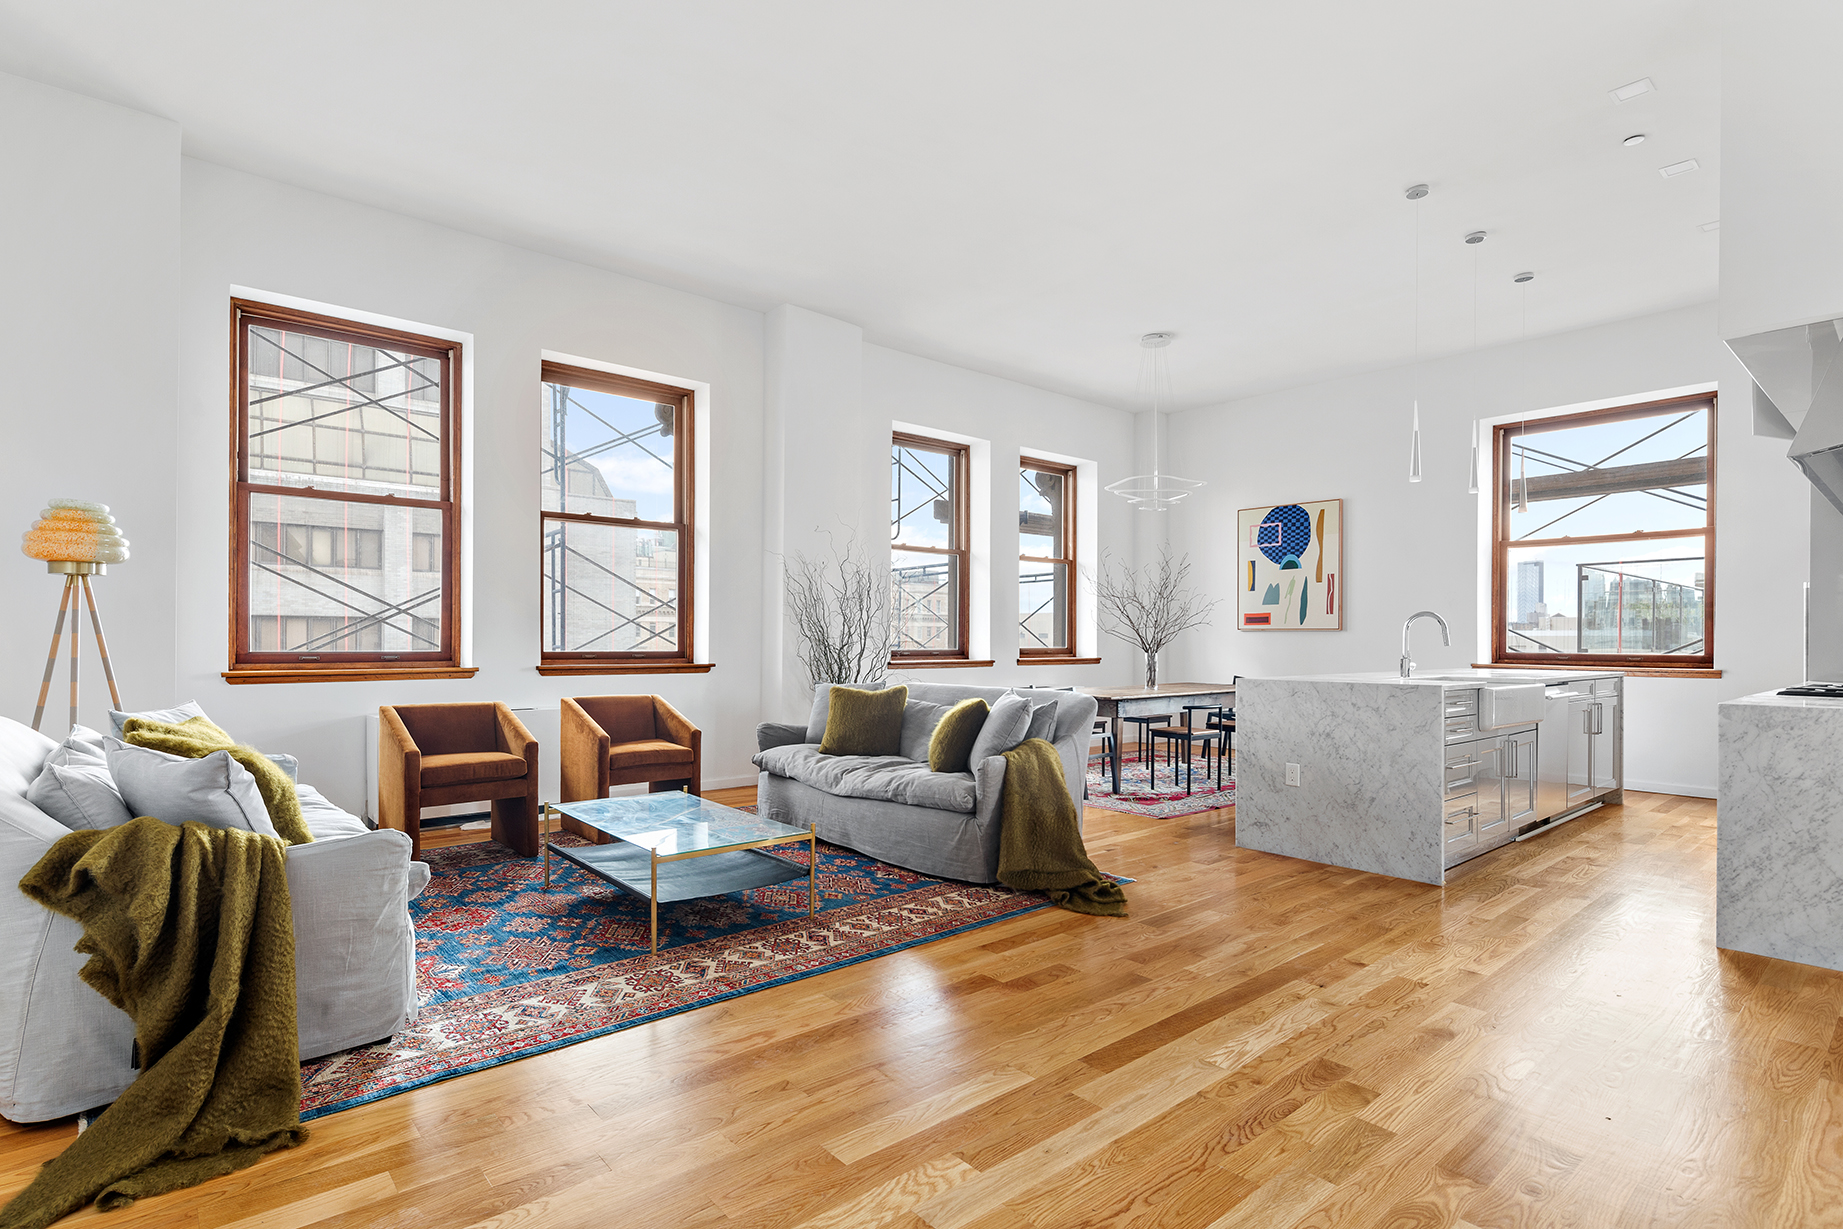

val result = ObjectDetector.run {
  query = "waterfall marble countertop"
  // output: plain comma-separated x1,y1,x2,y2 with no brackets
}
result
1718,688,1843,972
1236,669,1625,885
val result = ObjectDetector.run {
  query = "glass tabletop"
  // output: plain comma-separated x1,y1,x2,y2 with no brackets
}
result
549,791,810,855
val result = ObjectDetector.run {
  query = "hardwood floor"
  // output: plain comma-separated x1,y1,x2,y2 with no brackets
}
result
6,787,1840,1227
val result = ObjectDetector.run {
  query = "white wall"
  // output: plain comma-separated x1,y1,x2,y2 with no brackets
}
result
1718,0,1843,340
178,159,768,811
0,72,180,736
1165,302,1806,797
158,160,1136,813
862,344,1139,694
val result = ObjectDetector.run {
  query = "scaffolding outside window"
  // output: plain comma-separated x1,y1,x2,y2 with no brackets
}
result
230,300,462,677
1019,457,1076,655
539,361,694,668
891,433,969,660
1492,393,1714,669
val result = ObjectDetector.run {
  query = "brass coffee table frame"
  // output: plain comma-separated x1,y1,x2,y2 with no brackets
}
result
542,800,816,954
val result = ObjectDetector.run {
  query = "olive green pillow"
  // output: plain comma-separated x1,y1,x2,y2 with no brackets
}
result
818,685,909,756
928,698,990,773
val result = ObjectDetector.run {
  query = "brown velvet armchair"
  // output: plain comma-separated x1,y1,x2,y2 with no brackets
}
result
378,702,540,860
560,695,701,844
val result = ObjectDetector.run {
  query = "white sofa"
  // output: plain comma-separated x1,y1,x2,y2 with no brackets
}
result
0,716,431,1123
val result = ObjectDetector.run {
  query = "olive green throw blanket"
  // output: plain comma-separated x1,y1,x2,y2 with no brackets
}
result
1,819,305,1228
997,738,1128,916
122,716,312,846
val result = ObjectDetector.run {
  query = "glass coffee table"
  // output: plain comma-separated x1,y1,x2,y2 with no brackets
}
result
543,791,816,953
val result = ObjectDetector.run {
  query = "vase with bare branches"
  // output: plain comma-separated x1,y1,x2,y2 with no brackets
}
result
784,532,894,689
1093,546,1220,688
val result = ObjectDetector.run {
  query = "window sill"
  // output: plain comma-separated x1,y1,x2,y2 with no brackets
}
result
1473,662,1721,679
224,665,479,685
1017,656,1102,666
537,661,715,676
890,659,997,670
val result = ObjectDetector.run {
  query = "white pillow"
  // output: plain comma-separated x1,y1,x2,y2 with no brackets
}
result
28,761,135,831
107,700,208,739
968,692,1034,766
105,740,278,839
267,752,298,782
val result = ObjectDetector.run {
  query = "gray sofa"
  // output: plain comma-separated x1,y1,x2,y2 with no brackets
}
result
0,716,432,1123
753,682,1098,883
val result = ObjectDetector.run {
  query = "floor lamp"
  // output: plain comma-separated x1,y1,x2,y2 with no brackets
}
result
22,500,129,733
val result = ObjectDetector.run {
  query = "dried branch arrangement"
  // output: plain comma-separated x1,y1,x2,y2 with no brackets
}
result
1093,546,1220,687
784,532,894,689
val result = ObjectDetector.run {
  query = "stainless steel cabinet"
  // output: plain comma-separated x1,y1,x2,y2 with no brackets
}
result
1536,679,1622,825
1589,692,1620,793
1499,728,1537,832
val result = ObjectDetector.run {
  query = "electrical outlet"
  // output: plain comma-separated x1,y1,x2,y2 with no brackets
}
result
1285,763,1301,787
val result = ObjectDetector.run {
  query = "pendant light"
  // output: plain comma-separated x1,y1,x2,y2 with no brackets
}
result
1406,184,1427,482
1513,272,1534,513
1467,235,1481,494
1106,333,1205,511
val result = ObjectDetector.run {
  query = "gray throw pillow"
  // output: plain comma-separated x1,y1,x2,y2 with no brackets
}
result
107,700,207,739
105,739,278,839
968,692,1033,766
28,761,135,831
1022,699,1057,745
899,700,950,761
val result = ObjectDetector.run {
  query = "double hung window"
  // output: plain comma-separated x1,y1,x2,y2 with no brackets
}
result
890,433,970,661
1019,458,1076,656
230,301,465,680
1492,393,1715,669
539,362,696,672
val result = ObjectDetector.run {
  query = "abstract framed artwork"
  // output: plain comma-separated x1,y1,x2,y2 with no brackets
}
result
1238,498,1343,630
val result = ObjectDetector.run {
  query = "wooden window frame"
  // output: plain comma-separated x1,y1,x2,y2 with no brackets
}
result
226,299,472,684
1018,456,1080,661
536,360,705,676
1489,391,1716,672
890,431,972,665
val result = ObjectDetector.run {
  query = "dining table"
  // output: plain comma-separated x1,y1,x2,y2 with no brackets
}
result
1078,682,1237,796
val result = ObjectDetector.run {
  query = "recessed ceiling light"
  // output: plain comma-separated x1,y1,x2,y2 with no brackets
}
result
1464,231,1486,244
1660,158,1700,178
1700,220,1721,232
1610,77,1655,103
1513,272,1535,283
1405,184,1429,200
1623,133,1647,146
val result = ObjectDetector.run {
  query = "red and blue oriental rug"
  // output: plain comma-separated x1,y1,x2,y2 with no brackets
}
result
1084,750,1235,819
297,834,1060,1120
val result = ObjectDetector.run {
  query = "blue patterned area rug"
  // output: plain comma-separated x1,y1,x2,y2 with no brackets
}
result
297,834,1056,1120
1085,750,1236,819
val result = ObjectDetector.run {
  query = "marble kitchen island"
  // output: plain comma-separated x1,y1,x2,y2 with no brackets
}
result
1238,670,1624,885
1718,690,1843,972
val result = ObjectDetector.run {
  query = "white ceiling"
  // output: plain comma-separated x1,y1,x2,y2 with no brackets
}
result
0,1,1719,409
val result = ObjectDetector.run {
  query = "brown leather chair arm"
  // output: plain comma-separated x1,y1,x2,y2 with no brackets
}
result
560,697,610,803
653,695,700,751
495,703,538,767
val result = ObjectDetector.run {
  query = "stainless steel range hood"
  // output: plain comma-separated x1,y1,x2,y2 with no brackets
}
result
1729,317,1843,513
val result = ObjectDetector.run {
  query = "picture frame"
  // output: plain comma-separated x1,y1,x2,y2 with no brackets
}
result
1237,498,1343,630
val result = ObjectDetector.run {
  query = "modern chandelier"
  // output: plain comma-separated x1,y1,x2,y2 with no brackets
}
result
1106,332,1205,511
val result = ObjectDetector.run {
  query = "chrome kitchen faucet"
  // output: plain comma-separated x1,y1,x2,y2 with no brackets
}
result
1400,610,1450,678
